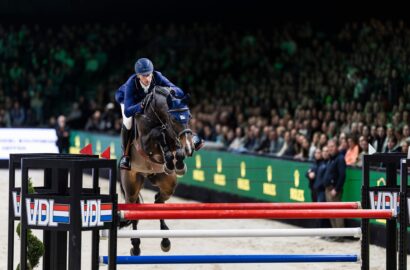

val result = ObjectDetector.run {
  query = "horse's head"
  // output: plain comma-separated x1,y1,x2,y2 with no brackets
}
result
165,91,195,157
149,86,194,157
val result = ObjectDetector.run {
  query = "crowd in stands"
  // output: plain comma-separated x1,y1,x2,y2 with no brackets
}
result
2,20,410,167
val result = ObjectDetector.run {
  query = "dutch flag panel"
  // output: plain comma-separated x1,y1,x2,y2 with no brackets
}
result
100,203,113,222
52,204,70,223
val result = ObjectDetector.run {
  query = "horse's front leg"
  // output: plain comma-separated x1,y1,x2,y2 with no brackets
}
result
175,148,187,175
158,131,175,174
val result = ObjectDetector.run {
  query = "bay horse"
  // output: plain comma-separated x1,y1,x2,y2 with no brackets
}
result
119,86,194,256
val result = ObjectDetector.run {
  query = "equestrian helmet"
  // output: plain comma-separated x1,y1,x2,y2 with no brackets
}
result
135,58,154,75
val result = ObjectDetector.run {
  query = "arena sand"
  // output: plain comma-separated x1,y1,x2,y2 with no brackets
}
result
1,169,408,270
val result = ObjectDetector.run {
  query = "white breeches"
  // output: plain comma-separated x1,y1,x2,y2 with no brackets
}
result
121,104,133,130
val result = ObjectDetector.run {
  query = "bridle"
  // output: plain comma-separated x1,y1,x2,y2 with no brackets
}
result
146,88,193,149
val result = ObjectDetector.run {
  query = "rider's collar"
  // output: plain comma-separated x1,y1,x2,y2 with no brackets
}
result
140,81,150,93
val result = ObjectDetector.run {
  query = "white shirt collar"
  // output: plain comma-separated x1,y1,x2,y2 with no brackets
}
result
140,81,150,93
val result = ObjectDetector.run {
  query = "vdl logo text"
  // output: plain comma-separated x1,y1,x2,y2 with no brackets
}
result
25,199,69,227
81,199,112,227
369,191,400,216
23,198,112,227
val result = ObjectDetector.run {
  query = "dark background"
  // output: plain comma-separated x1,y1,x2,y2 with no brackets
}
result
0,0,407,24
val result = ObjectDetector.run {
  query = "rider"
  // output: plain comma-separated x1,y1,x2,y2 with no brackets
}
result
115,58,203,170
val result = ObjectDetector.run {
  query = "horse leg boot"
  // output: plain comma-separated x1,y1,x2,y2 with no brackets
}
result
155,192,171,252
120,124,133,170
175,148,187,175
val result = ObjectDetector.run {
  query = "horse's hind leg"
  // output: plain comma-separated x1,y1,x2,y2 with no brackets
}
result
130,219,141,256
153,173,177,252
120,170,144,256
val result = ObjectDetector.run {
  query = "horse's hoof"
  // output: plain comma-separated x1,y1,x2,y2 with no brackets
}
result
175,163,187,175
163,165,174,175
130,247,141,256
161,238,171,252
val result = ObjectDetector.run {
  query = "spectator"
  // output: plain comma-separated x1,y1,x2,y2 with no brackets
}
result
323,139,346,239
305,148,322,202
401,125,410,144
85,110,102,131
373,126,388,153
314,146,330,203
385,136,401,153
9,101,25,127
345,135,359,166
308,132,321,160
267,129,284,154
276,131,295,157
294,136,310,160
357,136,369,167
55,115,70,153
314,146,331,229
229,127,246,151
401,140,409,156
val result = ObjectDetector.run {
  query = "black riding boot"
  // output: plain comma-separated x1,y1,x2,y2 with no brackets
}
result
120,125,133,170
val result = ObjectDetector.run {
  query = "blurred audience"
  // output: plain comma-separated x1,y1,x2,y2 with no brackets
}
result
2,20,410,168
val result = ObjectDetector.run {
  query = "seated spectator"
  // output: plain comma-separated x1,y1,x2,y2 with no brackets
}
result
100,103,117,133
255,126,272,153
385,135,401,153
294,135,310,160
244,125,263,152
0,108,11,127
202,125,216,141
85,110,102,131
401,140,409,155
267,129,284,154
276,131,296,157
229,127,246,152
373,126,388,153
401,125,410,144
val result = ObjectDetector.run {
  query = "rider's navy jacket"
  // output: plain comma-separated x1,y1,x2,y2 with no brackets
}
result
115,71,184,117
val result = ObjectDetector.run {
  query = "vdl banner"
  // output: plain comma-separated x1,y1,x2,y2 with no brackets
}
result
69,130,400,225
12,190,112,228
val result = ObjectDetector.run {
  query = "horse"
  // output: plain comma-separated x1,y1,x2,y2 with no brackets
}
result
119,86,195,256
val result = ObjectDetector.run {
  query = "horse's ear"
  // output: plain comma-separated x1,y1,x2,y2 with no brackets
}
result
166,94,173,108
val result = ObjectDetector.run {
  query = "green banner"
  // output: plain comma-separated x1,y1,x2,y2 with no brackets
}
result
69,130,122,159
69,130,391,225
